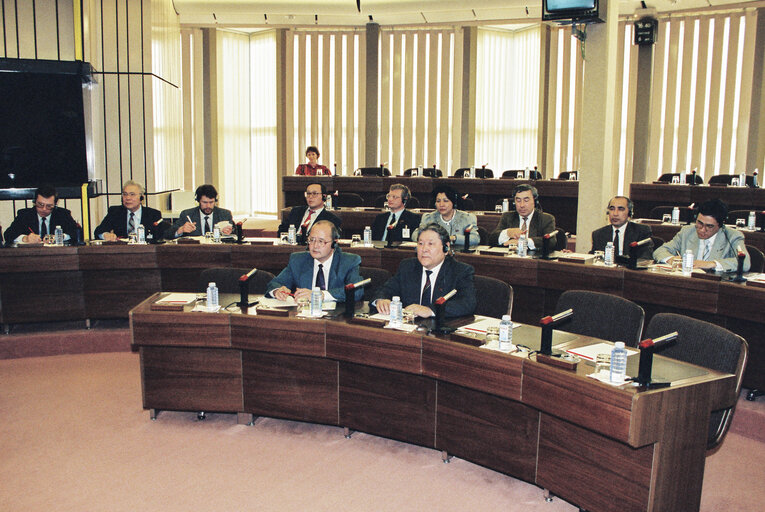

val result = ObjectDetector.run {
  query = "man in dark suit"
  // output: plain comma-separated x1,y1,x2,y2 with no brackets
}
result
4,185,79,245
94,180,166,241
489,184,557,249
373,223,476,318
278,182,342,243
591,196,654,259
169,184,234,238
266,221,362,302
371,184,421,242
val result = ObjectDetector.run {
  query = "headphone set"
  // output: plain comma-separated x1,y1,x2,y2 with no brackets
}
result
694,199,728,227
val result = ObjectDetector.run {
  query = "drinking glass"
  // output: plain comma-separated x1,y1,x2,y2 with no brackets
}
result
662,214,672,224
351,234,361,246
671,176,680,184
279,232,289,244
731,177,740,187
297,297,310,315
735,218,746,228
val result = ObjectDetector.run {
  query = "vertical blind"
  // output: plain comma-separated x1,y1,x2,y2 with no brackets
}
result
250,31,278,215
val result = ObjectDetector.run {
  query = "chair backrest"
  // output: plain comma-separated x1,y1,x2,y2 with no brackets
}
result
359,266,392,303
454,168,494,178
554,290,645,347
557,171,578,180
645,313,748,449
476,226,488,245
334,193,364,208
745,245,764,273
553,230,568,251
473,275,513,318
459,197,476,211
728,210,765,230
357,167,390,176
650,235,665,251
657,172,678,182
708,174,734,186
501,170,523,178
403,167,441,177
198,267,276,295
649,206,695,223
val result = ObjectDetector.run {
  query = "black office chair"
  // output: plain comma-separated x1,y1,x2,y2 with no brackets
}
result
404,167,442,177
657,172,703,184
649,206,695,223
373,194,420,209
556,171,578,180
356,167,391,176
473,276,513,318
650,236,665,251
476,226,488,246
708,174,757,187
359,266,392,303
334,193,364,208
197,267,276,295
501,170,523,179
553,290,645,347
500,169,540,180
645,313,748,449
453,167,494,178
459,197,476,211
553,230,568,252
745,245,764,273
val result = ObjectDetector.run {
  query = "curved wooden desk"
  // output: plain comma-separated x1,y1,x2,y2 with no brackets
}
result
131,295,734,512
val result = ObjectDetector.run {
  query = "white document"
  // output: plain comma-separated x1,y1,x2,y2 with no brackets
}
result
566,342,638,362
156,293,198,305
258,296,297,308
456,315,520,335
383,323,418,332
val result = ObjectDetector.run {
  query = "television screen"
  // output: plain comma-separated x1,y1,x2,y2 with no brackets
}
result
0,59,91,189
542,0,601,22
546,0,596,12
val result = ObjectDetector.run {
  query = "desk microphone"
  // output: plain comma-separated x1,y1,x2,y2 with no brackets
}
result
541,229,559,259
539,308,573,356
433,289,458,334
462,224,475,253
733,244,747,282
637,331,678,387
626,238,651,269
238,268,258,310
235,221,244,243
344,278,371,316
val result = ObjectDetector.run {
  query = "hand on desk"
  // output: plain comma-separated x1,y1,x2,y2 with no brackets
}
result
221,224,233,235
272,286,309,302
23,233,42,243
405,304,434,318
504,227,526,241
667,255,717,269
102,231,118,241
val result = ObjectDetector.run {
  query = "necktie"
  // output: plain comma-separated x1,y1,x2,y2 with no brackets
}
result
128,212,135,234
520,216,528,234
420,270,433,307
40,218,47,237
204,216,211,235
613,228,620,256
301,209,315,236
702,240,711,260
382,213,396,241
315,263,326,290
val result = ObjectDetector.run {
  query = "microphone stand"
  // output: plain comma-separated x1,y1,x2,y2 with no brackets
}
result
538,309,573,356
344,279,371,317
235,222,244,244
732,252,747,283
432,289,458,334
462,229,474,253
636,332,678,388
238,268,259,312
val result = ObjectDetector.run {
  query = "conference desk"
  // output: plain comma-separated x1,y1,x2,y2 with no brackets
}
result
282,176,579,234
630,183,765,219
1,243,763,392
131,295,735,512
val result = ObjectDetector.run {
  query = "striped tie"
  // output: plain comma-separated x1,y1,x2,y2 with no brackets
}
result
128,212,135,234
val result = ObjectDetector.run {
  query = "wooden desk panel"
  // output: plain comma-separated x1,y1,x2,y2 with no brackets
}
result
83,269,160,318
538,260,623,295
623,270,719,314
0,270,85,322
231,314,326,356
326,321,422,374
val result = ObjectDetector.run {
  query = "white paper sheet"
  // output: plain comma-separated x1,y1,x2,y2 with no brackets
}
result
566,342,638,362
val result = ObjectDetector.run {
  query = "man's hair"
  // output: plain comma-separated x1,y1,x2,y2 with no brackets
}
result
195,184,218,202
389,184,411,203
122,180,145,196
418,222,450,251
310,220,340,241
431,184,459,208
513,184,539,202
35,185,58,203
608,196,634,217
697,199,728,227
305,145,320,157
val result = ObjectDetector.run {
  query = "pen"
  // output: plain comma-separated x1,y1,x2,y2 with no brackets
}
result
187,215,193,224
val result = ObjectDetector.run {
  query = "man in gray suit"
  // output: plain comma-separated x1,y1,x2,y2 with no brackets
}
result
169,184,234,238
653,199,750,272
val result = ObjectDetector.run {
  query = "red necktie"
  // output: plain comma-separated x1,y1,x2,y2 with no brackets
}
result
301,210,315,236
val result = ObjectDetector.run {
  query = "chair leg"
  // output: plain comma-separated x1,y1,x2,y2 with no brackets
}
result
441,451,452,463
543,489,554,503
343,427,354,439
149,409,158,420
237,413,255,426
197,411,206,421
746,389,763,401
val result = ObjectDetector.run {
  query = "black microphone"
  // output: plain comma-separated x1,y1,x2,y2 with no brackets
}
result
235,221,244,243
733,244,747,282
636,332,679,387
433,289,458,334
541,229,559,259
462,224,475,253
344,278,372,317
539,309,573,356
238,268,258,310
386,219,398,248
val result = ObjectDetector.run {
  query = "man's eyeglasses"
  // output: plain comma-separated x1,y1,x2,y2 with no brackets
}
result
386,194,402,200
122,192,140,198
307,237,331,246
305,192,322,197
695,220,719,231
35,202,55,210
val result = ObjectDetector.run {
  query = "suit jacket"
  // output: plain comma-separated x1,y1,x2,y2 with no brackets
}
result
372,257,476,318
412,210,479,248
265,246,362,301
488,210,557,248
591,221,654,260
4,206,79,245
277,205,342,241
653,224,750,272
169,206,233,238
95,205,167,240
371,209,422,242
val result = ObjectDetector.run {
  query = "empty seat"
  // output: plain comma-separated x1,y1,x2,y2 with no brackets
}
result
198,267,276,295
746,245,764,273
556,171,578,180
554,290,645,347
473,276,513,318
356,167,391,176
453,167,494,178
358,266,392,303
404,167,442,177
500,169,541,180
334,193,364,208
649,206,695,224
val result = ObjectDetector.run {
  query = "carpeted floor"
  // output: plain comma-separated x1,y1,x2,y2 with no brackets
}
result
1,352,763,511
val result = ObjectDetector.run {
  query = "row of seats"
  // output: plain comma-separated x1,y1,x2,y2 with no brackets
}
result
196,266,748,452
353,167,575,180
657,173,759,187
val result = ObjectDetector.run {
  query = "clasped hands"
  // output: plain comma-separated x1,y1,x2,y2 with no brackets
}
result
502,227,527,246
667,255,717,269
273,286,312,302
375,299,433,318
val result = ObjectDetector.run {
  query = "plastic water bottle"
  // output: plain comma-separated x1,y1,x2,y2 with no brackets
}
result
468,167,474,178
310,286,323,317
325,194,333,210
682,249,694,276
748,211,756,230
671,207,680,225
524,166,530,179
363,226,372,246
517,233,527,257
213,226,221,243
288,224,297,245
137,224,146,243
498,315,513,350
502,198,509,212
604,241,615,266
206,282,219,311
609,341,628,383
54,225,64,246
389,296,403,328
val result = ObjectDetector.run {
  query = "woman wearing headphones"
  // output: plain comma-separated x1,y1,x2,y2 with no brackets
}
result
294,146,331,176
412,185,479,249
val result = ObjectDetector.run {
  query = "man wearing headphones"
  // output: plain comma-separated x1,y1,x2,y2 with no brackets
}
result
653,199,751,272
488,184,557,249
266,220,363,302
591,196,654,259
94,180,166,241
170,184,234,238
5,185,79,245
373,223,476,318
278,182,342,243
371,184,421,242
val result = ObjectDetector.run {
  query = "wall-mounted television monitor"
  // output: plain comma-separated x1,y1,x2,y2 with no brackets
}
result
542,0,602,23
0,58,93,189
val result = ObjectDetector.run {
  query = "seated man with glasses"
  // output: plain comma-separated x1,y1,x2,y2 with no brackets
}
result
266,220,363,303
653,199,751,272
4,185,79,245
94,180,167,241
371,184,421,242
277,182,342,244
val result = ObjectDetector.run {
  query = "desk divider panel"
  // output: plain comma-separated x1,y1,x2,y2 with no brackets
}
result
326,322,422,374
231,315,326,357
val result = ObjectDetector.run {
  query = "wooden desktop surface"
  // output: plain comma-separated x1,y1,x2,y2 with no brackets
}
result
131,294,735,512
1,243,763,392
